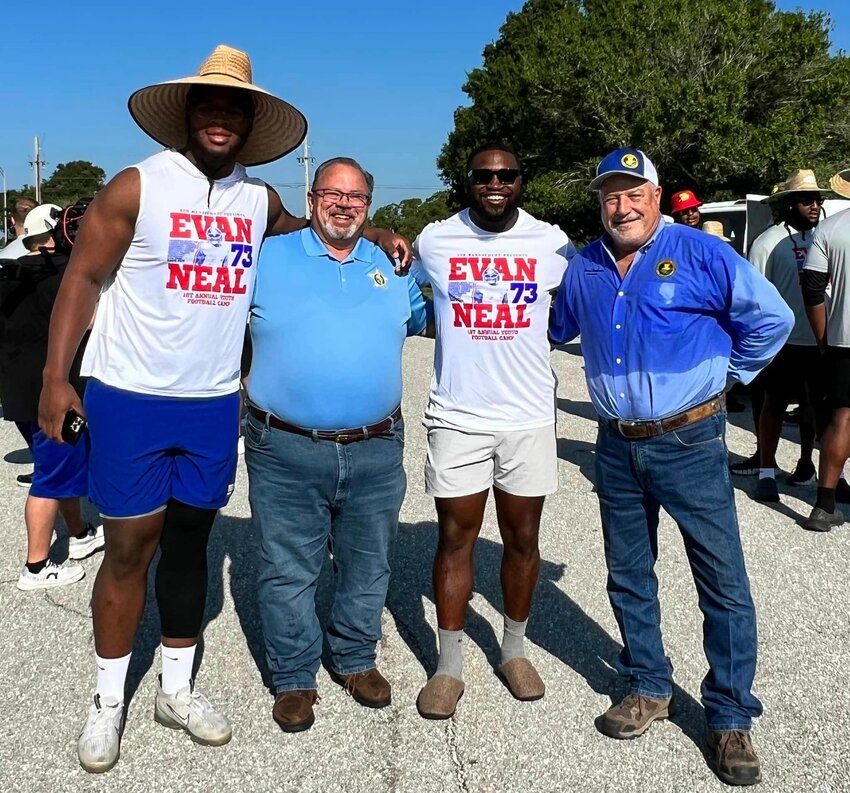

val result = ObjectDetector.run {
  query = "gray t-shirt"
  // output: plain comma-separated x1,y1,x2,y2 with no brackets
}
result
804,208,850,347
749,222,816,346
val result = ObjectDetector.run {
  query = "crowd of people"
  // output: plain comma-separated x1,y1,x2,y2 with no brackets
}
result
3,43,849,789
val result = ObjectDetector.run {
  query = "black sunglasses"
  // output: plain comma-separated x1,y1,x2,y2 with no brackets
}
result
468,168,521,185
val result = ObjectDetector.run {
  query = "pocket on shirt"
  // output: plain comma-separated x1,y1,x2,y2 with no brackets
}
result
670,414,725,448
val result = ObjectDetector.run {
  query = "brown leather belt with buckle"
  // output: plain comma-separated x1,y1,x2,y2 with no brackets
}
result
606,394,725,439
248,405,402,444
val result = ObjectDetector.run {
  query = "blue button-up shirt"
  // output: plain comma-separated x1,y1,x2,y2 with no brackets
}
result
248,228,428,430
549,221,793,421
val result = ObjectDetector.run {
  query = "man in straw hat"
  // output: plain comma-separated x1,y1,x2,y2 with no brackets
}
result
37,44,408,774
701,220,732,242
743,170,832,505
550,147,793,786
800,167,850,531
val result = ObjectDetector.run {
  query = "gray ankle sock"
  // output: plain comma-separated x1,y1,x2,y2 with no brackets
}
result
500,615,528,665
435,628,464,680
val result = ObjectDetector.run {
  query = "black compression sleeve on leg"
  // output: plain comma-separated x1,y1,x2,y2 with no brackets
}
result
155,500,217,639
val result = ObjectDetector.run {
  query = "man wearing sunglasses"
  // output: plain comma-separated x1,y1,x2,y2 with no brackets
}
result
244,157,430,733
747,170,831,505
411,143,575,719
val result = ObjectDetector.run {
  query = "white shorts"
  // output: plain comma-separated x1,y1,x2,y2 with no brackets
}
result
424,424,558,498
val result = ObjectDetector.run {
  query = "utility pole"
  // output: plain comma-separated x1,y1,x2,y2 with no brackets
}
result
30,136,45,203
296,138,315,218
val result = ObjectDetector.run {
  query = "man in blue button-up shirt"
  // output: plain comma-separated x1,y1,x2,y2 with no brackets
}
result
550,148,792,787
245,157,429,734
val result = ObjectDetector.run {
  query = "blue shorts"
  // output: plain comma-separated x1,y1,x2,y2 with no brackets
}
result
85,379,240,519
27,422,90,499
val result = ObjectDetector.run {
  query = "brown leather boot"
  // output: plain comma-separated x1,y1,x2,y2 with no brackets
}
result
707,730,763,786
272,690,318,733
329,668,391,708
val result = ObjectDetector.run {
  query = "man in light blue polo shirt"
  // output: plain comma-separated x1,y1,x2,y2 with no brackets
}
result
550,148,792,787
245,157,429,734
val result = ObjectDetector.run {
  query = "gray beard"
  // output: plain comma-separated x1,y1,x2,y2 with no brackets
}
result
317,217,359,241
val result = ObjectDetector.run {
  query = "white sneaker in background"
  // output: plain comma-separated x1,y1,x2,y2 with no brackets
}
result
69,523,106,560
16,559,84,591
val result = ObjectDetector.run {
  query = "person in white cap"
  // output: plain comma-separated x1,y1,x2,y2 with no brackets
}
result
0,203,104,592
38,45,408,774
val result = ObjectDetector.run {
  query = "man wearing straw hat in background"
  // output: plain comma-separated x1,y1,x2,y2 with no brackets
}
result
38,45,407,774
801,167,850,531
701,220,732,243
745,170,832,505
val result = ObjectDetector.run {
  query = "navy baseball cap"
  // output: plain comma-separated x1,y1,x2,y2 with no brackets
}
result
589,147,659,191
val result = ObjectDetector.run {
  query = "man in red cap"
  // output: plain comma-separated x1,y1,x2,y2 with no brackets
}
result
670,190,703,227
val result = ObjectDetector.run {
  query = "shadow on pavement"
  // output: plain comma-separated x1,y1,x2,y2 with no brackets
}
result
4,447,32,464
552,342,583,357
387,521,707,752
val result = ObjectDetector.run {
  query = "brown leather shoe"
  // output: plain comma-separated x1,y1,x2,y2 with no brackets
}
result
707,730,763,786
595,693,671,739
329,668,391,709
272,690,318,733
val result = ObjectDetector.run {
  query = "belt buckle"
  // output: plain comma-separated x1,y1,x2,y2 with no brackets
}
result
335,432,354,444
616,419,637,436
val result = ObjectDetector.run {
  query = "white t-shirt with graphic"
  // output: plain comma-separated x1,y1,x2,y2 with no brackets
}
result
412,208,573,431
82,150,268,397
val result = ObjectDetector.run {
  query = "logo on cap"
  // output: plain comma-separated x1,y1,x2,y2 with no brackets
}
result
656,259,676,278
621,153,639,169
678,191,691,202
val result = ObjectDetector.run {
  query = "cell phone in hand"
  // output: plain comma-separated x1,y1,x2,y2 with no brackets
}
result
61,410,87,445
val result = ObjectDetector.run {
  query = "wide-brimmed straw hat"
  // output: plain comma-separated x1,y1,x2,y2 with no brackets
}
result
829,168,850,200
701,220,730,242
762,169,828,203
128,45,307,167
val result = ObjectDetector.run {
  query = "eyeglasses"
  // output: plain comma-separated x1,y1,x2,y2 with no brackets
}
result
312,189,371,208
468,168,521,185
190,104,248,122
797,195,824,206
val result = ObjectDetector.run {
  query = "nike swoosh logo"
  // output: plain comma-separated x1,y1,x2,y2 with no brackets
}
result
165,702,189,727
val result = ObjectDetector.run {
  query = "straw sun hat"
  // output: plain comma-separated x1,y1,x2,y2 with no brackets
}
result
762,169,829,203
701,220,730,241
829,168,850,200
128,44,307,167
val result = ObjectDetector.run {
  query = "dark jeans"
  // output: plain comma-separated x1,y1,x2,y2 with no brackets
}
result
244,412,406,693
595,413,763,731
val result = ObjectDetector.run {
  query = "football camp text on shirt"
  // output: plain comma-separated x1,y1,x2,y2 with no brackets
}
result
412,208,573,431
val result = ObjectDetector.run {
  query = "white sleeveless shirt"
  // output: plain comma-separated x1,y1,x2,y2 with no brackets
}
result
82,150,268,397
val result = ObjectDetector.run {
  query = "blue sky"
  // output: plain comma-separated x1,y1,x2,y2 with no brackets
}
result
3,0,847,215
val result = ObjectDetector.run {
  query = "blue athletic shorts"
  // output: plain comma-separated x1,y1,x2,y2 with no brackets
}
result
84,379,240,519
28,422,89,499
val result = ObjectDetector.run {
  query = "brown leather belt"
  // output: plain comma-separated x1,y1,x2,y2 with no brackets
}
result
605,394,725,439
248,404,402,444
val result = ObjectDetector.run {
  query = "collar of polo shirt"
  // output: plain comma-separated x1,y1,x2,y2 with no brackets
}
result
300,227,374,263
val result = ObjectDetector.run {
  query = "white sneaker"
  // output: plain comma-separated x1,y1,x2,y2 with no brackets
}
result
154,680,232,746
77,694,124,773
16,559,84,591
69,523,105,560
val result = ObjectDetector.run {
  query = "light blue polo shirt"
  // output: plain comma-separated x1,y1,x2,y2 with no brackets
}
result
248,228,428,430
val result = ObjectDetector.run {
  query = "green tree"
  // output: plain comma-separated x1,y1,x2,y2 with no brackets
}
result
41,160,105,206
439,0,850,243
370,191,454,240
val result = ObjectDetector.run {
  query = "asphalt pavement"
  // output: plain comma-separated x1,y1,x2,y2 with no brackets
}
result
0,337,848,793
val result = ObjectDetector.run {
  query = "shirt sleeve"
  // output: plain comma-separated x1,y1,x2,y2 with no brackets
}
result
747,235,770,277
409,233,431,288
803,223,829,274
405,275,429,336
548,264,580,344
715,244,794,385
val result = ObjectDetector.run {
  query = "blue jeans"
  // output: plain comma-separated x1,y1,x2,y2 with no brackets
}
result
595,413,763,731
244,412,406,694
